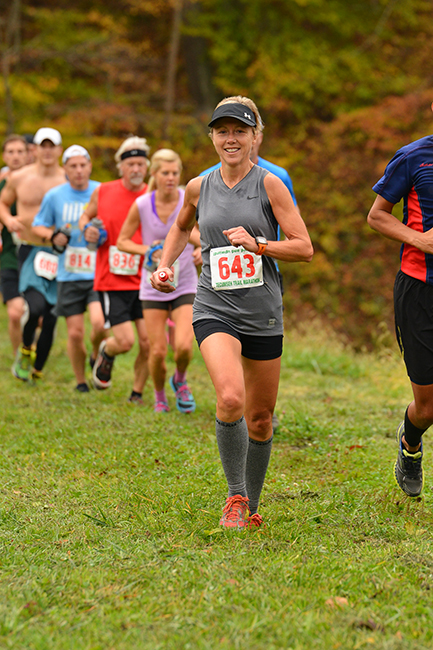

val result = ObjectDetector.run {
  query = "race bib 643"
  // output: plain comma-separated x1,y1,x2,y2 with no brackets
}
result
210,246,263,291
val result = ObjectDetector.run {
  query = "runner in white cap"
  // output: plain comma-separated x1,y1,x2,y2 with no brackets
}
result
0,127,65,381
32,145,105,392
33,128,62,147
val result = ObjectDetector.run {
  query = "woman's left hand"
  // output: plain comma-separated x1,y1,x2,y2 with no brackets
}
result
223,227,258,253
192,246,202,266
151,243,163,264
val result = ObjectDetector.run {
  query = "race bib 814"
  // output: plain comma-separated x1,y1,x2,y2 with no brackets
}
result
64,246,96,273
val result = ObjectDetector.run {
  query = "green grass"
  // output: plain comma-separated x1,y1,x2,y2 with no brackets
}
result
0,311,432,649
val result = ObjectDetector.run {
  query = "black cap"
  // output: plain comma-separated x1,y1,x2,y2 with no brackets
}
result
208,103,257,128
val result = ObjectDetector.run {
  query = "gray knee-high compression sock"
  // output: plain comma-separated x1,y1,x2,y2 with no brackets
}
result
245,436,273,514
215,416,249,498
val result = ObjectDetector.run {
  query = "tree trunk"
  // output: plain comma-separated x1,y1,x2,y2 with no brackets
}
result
163,0,183,139
182,1,217,114
1,0,21,133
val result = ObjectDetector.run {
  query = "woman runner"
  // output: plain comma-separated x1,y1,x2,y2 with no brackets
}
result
117,149,201,413
151,97,313,528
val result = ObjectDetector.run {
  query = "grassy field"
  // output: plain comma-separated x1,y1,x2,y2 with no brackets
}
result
0,310,432,650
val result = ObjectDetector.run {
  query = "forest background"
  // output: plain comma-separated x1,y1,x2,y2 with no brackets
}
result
1,0,433,349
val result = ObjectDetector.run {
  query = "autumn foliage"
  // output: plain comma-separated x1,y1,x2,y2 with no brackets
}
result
2,0,433,346
281,92,433,348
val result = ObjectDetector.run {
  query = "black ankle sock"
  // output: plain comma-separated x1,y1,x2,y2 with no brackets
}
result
404,409,426,448
130,390,142,399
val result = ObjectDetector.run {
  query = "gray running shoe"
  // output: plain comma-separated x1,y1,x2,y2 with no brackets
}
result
395,421,423,497
92,340,114,390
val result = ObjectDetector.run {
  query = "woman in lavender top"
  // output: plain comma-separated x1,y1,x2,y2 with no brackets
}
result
117,149,201,413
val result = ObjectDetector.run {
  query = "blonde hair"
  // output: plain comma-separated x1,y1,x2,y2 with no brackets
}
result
210,96,264,136
115,136,150,175
147,148,182,193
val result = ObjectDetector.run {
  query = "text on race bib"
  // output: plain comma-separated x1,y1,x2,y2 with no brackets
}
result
34,251,58,281
210,246,263,291
64,247,96,273
109,246,140,276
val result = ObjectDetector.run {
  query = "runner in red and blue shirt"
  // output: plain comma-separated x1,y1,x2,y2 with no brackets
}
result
372,135,433,284
368,130,433,499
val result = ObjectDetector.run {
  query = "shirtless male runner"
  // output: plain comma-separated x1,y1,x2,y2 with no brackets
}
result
0,127,66,381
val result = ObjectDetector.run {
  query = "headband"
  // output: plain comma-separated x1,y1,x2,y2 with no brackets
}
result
120,149,148,161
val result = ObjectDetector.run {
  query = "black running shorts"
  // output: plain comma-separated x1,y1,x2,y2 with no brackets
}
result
0,268,20,304
56,280,99,317
99,290,143,328
142,293,195,311
193,318,283,361
394,269,433,385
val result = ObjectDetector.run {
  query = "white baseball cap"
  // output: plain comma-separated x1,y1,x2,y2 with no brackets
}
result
33,127,62,146
62,144,90,164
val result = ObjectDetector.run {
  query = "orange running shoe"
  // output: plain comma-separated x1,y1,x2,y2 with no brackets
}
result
219,495,250,529
246,513,264,529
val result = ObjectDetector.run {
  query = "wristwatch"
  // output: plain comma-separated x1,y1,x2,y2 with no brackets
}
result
255,236,268,255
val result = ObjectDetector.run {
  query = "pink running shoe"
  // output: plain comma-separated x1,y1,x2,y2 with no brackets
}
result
219,495,250,529
154,400,170,413
246,513,264,529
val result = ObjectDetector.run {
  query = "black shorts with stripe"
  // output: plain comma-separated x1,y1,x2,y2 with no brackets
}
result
99,290,143,328
394,269,433,385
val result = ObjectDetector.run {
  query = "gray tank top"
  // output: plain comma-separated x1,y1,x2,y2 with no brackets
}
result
193,165,283,336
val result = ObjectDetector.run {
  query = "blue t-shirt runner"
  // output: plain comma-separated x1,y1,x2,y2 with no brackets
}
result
33,180,100,282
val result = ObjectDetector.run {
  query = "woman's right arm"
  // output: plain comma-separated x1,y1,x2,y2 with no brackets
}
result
117,202,147,256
